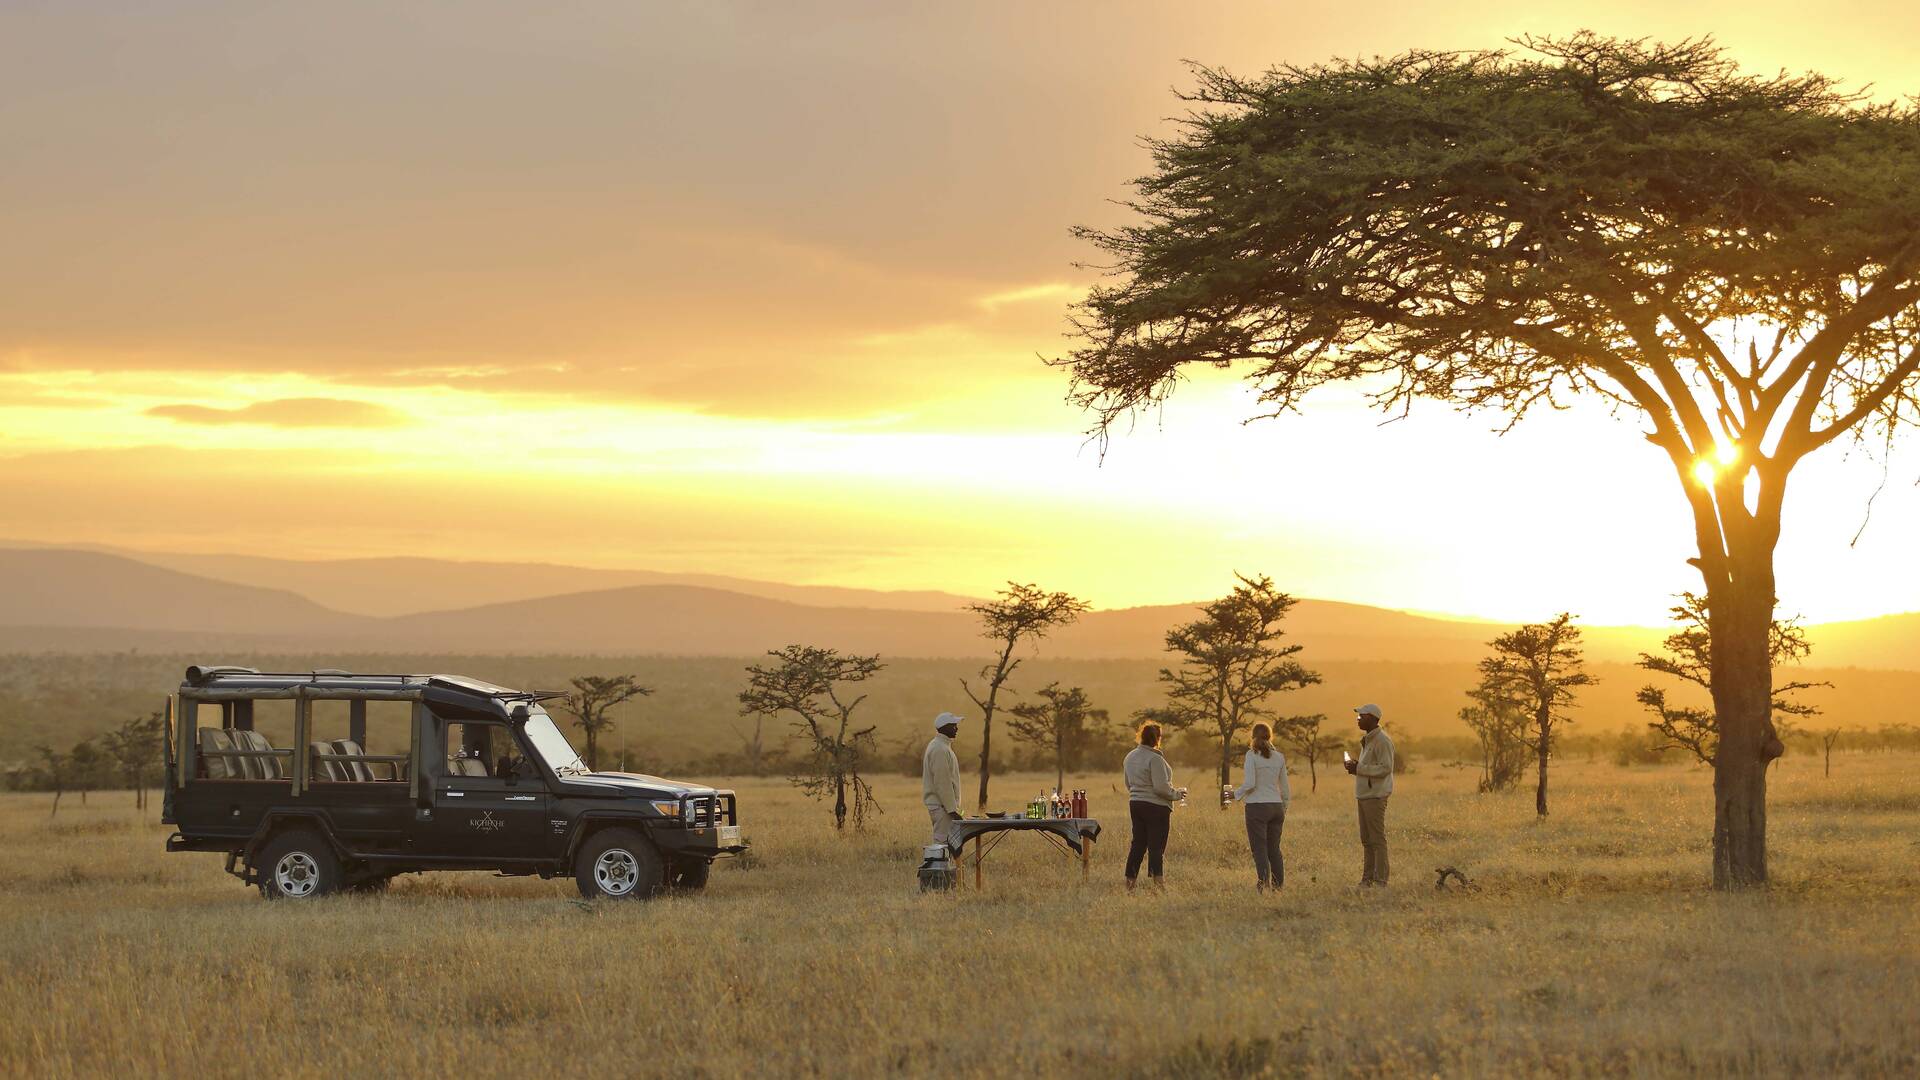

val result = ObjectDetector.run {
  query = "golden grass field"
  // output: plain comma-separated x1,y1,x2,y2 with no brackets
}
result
2,750,1917,1078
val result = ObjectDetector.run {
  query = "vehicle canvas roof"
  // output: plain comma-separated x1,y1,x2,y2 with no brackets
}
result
177,666,557,713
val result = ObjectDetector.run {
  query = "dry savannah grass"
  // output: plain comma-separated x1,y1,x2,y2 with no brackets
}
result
2,751,1917,1078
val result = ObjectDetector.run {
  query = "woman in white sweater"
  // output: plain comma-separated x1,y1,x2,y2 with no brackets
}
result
1229,723,1291,891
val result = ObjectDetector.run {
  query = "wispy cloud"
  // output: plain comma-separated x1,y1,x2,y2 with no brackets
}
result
145,398,406,429
976,283,1082,313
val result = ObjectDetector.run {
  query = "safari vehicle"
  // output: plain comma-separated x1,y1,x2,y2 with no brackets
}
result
160,665,745,900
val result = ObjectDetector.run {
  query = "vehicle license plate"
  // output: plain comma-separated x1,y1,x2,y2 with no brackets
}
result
718,826,741,845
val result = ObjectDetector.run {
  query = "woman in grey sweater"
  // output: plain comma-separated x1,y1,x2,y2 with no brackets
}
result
1228,722,1291,891
1122,721,1185,887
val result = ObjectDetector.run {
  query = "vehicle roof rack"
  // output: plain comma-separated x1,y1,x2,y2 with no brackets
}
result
184,665,261,686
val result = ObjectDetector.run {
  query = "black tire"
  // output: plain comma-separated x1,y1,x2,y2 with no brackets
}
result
669,857,711,892
256,830,343,901
574,827,666,900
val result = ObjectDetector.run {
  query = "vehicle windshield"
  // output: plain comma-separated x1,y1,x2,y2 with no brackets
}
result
521,708,590,775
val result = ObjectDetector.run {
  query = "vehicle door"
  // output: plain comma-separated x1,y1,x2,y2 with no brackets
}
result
414,718,550,859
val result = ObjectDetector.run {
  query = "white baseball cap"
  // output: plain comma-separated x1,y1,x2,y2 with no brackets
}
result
935,711,964,732
1354,703,1383,720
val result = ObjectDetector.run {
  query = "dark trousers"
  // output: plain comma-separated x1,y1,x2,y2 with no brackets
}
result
1244,802,1285,885
1125,800,1171,880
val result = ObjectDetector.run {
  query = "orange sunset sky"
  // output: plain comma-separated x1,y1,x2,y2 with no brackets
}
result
4,1,1920,625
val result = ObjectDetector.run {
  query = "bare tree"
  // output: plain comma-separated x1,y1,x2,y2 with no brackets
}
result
1006,683,1110,791
1058,34,1920,887
739,645,885,831
729,713,771,773
556,674,651,772
1157,574,1321,794
1475,615,1594,816
962,583,1089,810
1638,593,1825,765
1820,728,1845,778
1275,713,1334,793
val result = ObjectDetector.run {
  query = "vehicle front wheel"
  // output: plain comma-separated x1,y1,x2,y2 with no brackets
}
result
256,830,343,901
669,857,711,891
575,828,666,900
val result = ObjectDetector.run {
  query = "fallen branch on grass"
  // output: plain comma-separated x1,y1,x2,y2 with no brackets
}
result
1434,866,1478,892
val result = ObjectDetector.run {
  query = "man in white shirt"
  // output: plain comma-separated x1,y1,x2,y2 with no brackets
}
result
922,712,964,851
1343,703,1395,887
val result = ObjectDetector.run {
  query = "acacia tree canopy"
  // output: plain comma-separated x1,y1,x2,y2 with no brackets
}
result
1064,34,1920,482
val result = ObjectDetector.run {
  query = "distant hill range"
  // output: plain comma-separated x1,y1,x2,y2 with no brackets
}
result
0,543,1915,671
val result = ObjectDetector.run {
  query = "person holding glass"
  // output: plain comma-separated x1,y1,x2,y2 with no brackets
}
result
1227,722,1291,891
1122,721,1186,888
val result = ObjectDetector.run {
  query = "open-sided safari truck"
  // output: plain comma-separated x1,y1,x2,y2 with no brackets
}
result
161,666,745,900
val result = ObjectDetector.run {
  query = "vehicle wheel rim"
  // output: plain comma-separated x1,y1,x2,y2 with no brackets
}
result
275,851,321,898
594,849,639,896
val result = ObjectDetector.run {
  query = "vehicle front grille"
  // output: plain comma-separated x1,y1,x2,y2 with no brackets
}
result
677,792,736,828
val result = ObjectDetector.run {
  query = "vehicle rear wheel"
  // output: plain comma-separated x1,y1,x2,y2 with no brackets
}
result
256,830,342,900
669,857,711,891
575,828,666,900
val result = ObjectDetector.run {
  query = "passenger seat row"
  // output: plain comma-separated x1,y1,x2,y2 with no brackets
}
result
197,728,288,780
195,728,402,782
310,739,393,782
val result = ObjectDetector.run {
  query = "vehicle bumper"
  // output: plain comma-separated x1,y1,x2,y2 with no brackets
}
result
652,824,749,859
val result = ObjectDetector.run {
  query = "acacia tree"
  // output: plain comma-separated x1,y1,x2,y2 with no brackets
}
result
739,645,884,830
1157,574,1321,793
103,710,165,811
1459,687,1531,794
68,738,104,807
1275,712,1334,793
1059,35,1920,887
962,583,1089,810
557,674,652,771
1007,683,1110,790
1639,593,1824,764
1473,614,1594,816
35,745,70,818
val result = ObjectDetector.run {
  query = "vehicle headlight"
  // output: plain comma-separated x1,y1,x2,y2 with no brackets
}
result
649,800,681,818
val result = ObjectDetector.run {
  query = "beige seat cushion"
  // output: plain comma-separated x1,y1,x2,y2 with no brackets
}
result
331,739,376,782
198,728,238,780
310,741,347,782
232,729,285,780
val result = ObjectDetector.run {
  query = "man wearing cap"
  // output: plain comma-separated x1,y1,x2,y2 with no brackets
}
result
923,712,964,851
1343,703,1395,887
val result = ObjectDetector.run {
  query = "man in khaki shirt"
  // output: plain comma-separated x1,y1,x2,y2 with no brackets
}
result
1343,703,1395,887
922,712,964,850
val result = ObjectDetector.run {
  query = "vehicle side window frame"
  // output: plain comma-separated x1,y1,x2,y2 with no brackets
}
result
436,716,533,785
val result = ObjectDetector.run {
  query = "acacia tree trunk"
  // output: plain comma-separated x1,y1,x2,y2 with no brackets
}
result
974,639,1017,811
1707,560,1784,889
833,771,848,831
1535,711,1551,816
1219,732,1234,795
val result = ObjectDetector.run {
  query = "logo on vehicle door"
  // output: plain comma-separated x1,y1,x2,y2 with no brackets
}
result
469,810,507,832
